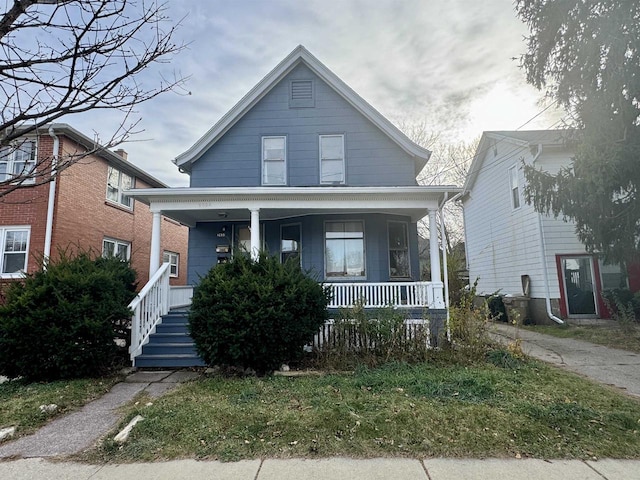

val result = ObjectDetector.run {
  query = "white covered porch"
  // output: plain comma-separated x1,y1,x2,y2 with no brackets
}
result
127,185,460,362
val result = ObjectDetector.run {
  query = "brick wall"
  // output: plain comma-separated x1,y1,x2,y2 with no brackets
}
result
0,135,53,274
51,136,188,287
1,132,188,287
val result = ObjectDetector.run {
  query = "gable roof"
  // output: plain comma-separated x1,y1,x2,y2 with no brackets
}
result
462,129,574,195
174,45,431,174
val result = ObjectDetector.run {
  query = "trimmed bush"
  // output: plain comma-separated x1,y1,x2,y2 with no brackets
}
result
189,253,330,374
0,251,137,380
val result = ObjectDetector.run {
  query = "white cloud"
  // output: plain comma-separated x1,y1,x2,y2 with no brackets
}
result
64,0,565,187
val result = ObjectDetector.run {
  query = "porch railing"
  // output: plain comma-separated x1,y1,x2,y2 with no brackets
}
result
169,285,194,308
129,262,171,361
162,281,442,311
326,281,438,309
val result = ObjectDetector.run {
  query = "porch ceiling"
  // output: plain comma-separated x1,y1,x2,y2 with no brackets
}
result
129,186,462,226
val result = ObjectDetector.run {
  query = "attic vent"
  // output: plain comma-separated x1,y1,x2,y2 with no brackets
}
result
289,80,314,108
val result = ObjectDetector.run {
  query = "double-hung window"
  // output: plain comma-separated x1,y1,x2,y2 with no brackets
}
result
107,166,134,209
320,135,345,184
0,227,30,277
102,238,131,261
388,222,410,278
509,165,520,209
0,141,36,184
262,136,286,185
325,221,365,278
163,251,179,277
281,224,301,265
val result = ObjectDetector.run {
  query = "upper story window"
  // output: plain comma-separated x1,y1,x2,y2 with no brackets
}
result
0,140,36,184
262,136,286,185
107,166,134,209
102,237,131,261
509,165,520,209
0,226,30,277
163,251,179,277
320,134,345,184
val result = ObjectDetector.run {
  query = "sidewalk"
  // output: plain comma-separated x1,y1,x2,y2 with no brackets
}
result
0,456,639,479
490,322,640,397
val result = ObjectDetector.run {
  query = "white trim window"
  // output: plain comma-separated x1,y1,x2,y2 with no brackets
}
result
388,222,410,278
325,221,365,278
102,238,131,261
281,223,301,265
163,251,179,277
106,166,134,209
0,140,36,184
262,136,286,185
0,226,30,277
509,164,521,209
320,134,345,184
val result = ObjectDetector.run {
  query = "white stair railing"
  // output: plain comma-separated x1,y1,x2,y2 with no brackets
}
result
129,262,171,362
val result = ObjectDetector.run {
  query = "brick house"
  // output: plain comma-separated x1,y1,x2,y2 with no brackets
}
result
0,123,188,288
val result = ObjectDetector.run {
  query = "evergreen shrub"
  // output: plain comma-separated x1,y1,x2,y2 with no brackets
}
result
188,253,330,374
0,251,137,380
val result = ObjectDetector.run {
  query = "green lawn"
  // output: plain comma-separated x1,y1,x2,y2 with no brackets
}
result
89,358,640,462
0,376,122,439
523,323,640,353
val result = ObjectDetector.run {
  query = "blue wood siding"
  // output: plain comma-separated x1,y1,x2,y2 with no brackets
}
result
190,64,418,187
187,213,420,285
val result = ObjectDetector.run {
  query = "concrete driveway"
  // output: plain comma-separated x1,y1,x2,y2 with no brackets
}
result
491,323,640,398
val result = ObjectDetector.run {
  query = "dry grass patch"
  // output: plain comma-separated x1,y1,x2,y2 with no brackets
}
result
88,357,640,462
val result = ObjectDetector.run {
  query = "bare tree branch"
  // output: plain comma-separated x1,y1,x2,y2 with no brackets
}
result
0,0,188,198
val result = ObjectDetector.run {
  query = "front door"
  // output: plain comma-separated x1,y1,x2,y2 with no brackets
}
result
560,256,597,317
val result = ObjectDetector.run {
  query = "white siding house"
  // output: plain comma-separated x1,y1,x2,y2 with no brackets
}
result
462,130,629,323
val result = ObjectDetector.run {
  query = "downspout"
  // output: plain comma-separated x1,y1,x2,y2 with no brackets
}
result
43,125,59,268
532,144,564,324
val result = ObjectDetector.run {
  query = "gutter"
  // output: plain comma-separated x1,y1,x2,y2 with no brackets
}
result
532,143,564,324
43,126,59,267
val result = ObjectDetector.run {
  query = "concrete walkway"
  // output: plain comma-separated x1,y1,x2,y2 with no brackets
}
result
490,322,640,397
0,370,199,458
0,457,639,479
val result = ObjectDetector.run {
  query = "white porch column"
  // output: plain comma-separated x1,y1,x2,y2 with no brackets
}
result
429,210,445,308
250,208,260,260
149,210,162,277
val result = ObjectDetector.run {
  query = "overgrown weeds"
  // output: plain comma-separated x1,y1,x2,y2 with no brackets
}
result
445,280,494,362
312,303,430,370
603,288,640,333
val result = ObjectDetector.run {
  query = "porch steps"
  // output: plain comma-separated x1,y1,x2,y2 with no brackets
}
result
134,310,205,368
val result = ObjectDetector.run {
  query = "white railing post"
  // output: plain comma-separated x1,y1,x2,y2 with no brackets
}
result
128,262,172,363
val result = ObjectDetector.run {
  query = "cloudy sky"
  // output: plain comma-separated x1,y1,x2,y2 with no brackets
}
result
77,0,564,187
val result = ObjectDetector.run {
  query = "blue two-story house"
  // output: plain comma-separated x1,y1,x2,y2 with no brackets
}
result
128,46,460,367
